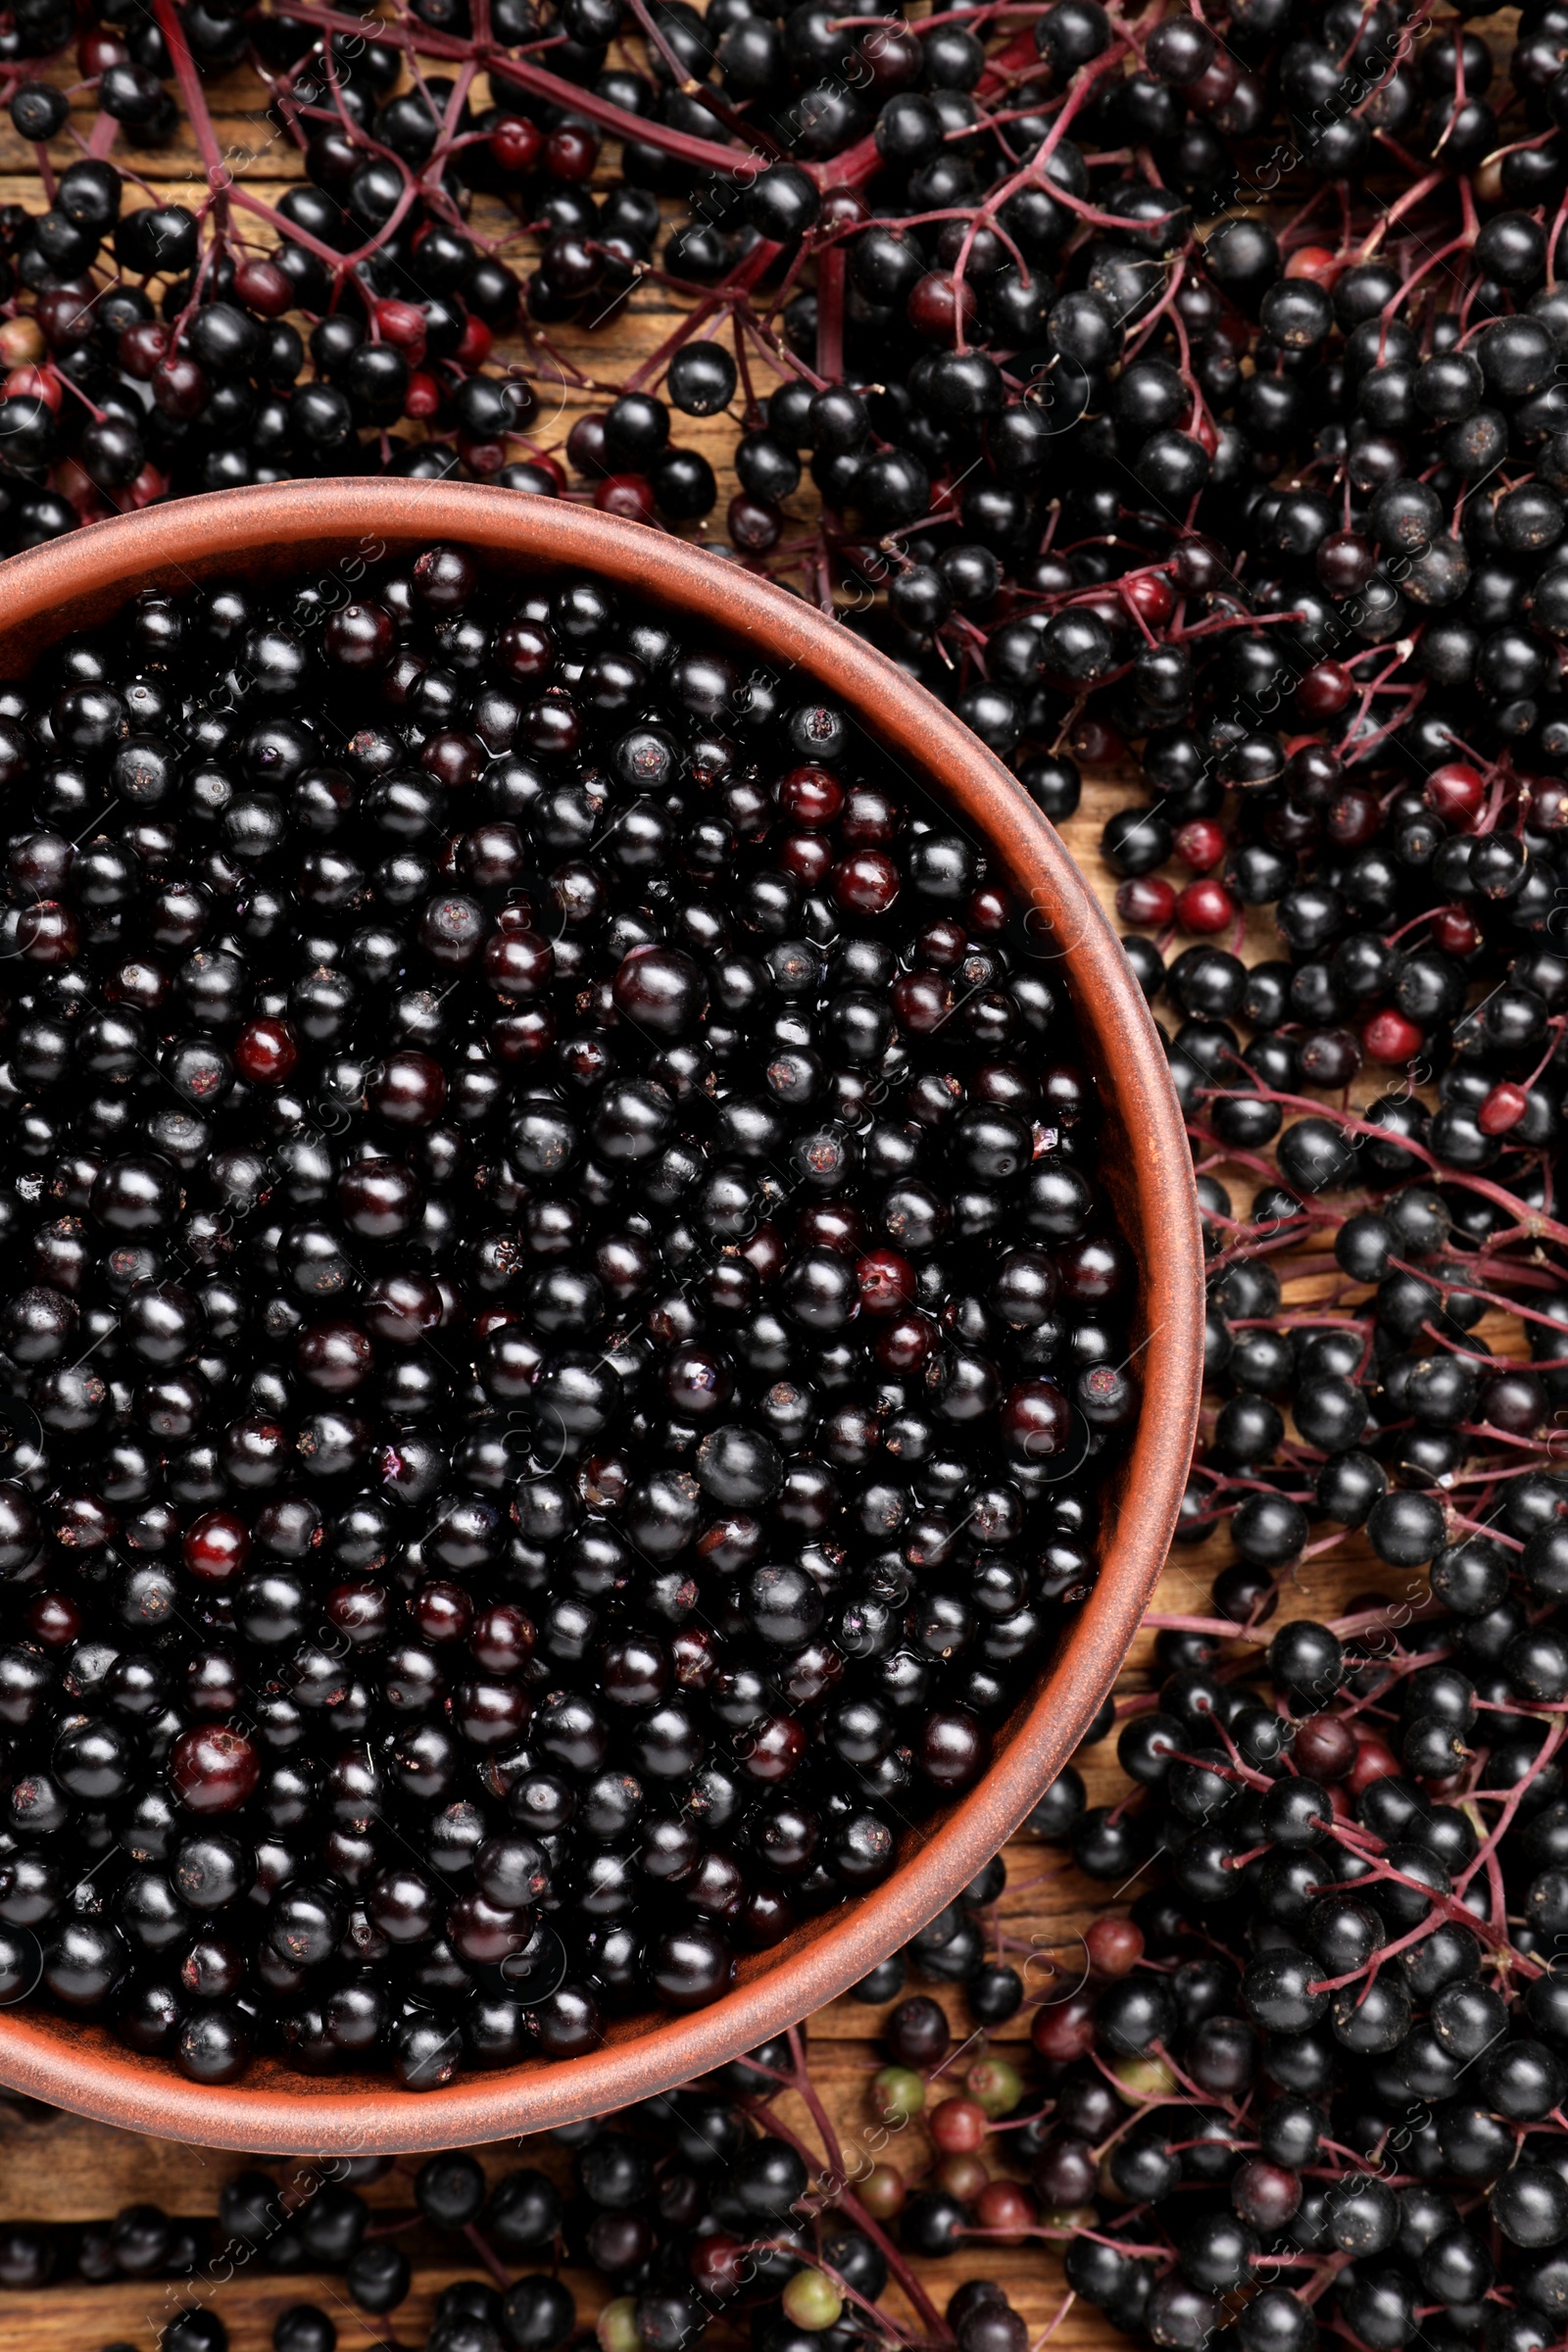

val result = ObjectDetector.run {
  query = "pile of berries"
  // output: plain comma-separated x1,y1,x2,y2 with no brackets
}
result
1008,1546,1568,2352
40,2020,1049,2352
0,542,1131,2085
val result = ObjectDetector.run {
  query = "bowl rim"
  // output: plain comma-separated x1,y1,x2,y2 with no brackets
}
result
0,481,1202,2150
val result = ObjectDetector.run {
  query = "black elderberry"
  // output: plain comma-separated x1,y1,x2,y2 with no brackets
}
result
0,550,1133,2083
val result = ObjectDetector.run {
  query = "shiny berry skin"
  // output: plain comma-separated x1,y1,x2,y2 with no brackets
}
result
1116,876,1177,926
1361,1009,1424,1063
1086,1916,1144,1976
930,2096,988,2154
1479,1082,1529,1134
182,1511,249,1585
1174,819,1226,872
1296,662,1353,717
1425,763,1486,825
779,766,844,827
490,116,543,172
233,1018,299,1084
832,851,901,915
1431,906,1481,956
170,1727,260,1814
856,1250,916,1314
1175,879,1236,935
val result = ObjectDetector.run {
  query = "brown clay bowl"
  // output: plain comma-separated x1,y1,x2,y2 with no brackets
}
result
0,480,1202,2151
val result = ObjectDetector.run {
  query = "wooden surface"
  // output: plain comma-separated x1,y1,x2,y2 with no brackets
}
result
0,36,1462,2352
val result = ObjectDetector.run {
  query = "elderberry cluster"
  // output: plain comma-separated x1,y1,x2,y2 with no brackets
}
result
0,539,1132,2087
56,2037,1040,2352
1015,1521,1568,2352
0,0,1553,815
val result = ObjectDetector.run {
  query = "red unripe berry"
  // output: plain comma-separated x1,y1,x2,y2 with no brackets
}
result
832,850,901,915
1348,1734,1401,1794
232,259,293,318
857,1249,916,1314
1175,877,1235,935
1174,818,1225,872
906,270,979,343
1296,661,1352,717
929,2097,988,2155
1293,1711,1357,1781
1479,1081,1529,1135
1361,1008,1424,1064
1425,762,1486,826
594,473,656,524
170,1725,260,1814
690,2235,746,2298
490,115,543,172
1286,244,1342,288
1086,1915,1145,1977
404,370,441,419
1121,569,1175,624
183,1510,250,1585
375,299,428,353
1031,1989,1096,2062
457,316,493,368
973,2181,1035,2240
1432,905,1481,956
234,1017,299,1085
546,124,600,179
779,765,844,827
858,2167,906,2221
1115,876,1176,926
4,364,59,411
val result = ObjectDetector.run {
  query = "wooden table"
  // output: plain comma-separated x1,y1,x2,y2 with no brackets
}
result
0,43,1430,2350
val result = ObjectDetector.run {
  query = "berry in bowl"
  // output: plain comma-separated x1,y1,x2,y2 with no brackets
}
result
0,482,1200,2147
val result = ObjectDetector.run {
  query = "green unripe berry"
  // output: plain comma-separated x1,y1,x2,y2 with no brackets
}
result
966,2055,1024,2117
599,2298,641,2352
782,2270,846,2330
870,2063,925,2123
